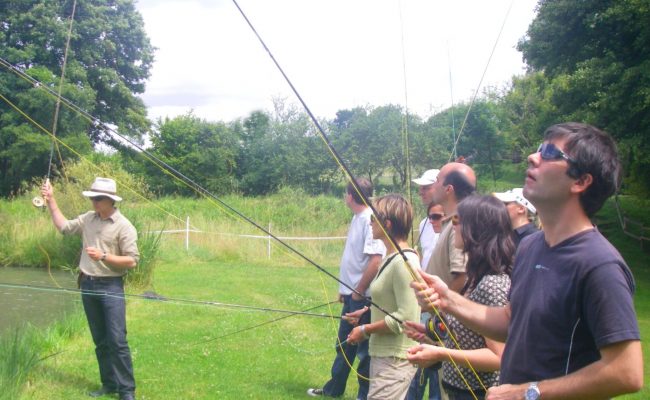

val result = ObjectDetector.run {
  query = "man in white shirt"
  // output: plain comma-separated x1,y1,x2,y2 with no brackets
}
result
308,178,386,400
413,169,441,268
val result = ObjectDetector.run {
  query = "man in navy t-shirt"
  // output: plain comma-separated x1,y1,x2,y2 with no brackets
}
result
409,123,643,399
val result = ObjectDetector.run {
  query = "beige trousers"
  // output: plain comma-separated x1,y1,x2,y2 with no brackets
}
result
368,357,417,400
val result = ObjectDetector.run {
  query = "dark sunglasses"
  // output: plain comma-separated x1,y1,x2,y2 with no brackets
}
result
537,142,575,164
91,196,110,202
451,214,461,226
428,213,444,221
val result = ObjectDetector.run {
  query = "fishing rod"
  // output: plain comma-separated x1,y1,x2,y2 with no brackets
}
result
231,0,424,315
190,300,339,347
0,58,403,325
230,1,495,393
0,282,339,319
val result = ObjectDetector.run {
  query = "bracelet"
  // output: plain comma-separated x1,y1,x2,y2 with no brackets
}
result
101,251,107,261
360,324,370,339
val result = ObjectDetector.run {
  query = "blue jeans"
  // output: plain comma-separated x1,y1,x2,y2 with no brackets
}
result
322,295,370,399
405,366,441,400
81,276,135,396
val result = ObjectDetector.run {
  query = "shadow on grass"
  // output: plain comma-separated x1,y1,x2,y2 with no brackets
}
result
31,363,97,396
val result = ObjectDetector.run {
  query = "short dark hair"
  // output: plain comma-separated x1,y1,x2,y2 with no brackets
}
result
544,123,621,217
443,171,476,201
427,201,442,214
372,194,413,241
347,178,373,205
457,195,515,295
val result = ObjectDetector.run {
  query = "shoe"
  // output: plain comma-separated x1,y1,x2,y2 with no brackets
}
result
120,393,135,400
88,387,117,397
307,388,324,397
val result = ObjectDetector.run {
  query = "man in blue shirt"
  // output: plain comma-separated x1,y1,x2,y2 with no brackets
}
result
409,123,643,399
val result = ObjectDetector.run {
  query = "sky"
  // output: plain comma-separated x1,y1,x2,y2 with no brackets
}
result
135,0,539,123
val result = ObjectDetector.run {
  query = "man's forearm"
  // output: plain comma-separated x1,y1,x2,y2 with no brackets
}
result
103,253,137,269
47,198,67,231
356,254,382,295
488,341,643,399
445,291,510,342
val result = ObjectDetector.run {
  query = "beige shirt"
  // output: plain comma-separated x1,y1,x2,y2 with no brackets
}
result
61,209,139,277
425,219,466,285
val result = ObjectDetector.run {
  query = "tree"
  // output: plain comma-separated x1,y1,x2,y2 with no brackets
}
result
0,0,154,196
146,113,238,196
235,100,338,195
517,0,650,191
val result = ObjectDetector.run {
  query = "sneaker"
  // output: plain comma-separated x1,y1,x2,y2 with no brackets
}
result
306,388,324,397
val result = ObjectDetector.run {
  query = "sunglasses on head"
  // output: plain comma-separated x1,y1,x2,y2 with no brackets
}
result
537,142,576,164
91,196,110,202
451,214,461,226
428,213,444,221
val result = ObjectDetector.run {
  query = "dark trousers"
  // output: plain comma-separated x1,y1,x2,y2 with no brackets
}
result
81,276,135,395
405,366,442,400
323,295,371,399
443,382,486,400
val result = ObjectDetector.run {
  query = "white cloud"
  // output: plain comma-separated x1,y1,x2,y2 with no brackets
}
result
136,0,537,122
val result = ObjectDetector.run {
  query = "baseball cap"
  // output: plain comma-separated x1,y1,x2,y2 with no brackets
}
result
493,188,536,214
412,169,440,186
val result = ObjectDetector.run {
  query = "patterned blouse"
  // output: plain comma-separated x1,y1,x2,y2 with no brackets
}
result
442,273,511,391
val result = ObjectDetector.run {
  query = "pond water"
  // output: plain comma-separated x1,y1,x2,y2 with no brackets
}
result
0,266,79,333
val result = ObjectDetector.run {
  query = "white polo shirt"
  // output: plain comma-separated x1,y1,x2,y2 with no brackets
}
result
339,208,386,296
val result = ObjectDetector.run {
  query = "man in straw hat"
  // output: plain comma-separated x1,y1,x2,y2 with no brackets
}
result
41,177,138,400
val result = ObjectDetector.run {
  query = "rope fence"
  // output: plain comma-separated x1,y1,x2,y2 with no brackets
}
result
146,216,346,257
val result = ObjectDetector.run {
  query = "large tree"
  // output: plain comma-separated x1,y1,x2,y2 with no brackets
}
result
146,112,238,196
517,0,650,191
0,0,154,196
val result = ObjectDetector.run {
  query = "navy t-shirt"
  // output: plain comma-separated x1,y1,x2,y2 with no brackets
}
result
500,229,640,384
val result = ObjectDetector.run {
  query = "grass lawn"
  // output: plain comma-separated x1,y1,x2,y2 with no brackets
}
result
13,195,650,399
21,239,360,399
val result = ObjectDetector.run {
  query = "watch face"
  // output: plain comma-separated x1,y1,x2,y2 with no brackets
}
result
525,386,540,400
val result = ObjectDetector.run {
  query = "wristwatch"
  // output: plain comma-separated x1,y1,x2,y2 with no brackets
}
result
101,251,107,261
525,382,540,400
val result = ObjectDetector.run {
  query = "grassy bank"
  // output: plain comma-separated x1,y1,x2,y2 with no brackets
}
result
2,191,649,399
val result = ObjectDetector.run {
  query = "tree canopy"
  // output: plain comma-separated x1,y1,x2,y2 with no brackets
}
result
0,0,154,196
517,0,650,190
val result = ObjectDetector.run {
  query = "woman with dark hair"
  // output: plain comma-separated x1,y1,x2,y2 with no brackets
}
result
345,194,421,399
406,195,514,400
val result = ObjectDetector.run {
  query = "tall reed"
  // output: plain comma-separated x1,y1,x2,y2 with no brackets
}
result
0,327,40,400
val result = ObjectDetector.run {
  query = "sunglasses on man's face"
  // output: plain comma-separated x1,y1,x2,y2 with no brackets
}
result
91,196,110,202
537,142,575,164
428,213,444,221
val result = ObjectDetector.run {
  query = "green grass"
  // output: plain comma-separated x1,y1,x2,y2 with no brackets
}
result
3,190,649,399
0,311,86,400
21,243,348,399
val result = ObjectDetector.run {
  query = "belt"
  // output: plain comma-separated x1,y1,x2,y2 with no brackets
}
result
80,273,123,281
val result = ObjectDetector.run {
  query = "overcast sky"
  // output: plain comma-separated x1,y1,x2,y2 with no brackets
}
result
135,0,539,123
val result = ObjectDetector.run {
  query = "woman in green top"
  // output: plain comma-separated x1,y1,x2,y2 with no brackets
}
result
346,194,421,399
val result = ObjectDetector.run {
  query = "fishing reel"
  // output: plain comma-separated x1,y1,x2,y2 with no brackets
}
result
32,178,49,209
425,313,448,370
32,196,45,208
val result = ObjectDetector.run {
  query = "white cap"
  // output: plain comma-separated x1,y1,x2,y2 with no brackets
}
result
82,177,122,202
412,169,440,186
493,188,535,214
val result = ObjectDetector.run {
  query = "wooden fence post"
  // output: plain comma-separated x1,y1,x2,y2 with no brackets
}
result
186,216,190,252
